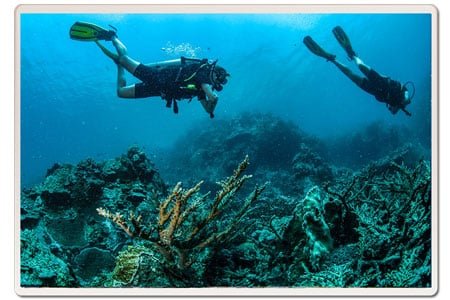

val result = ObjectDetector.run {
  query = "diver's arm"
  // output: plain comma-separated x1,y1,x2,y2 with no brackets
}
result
199,84,218,118
201,84,218,101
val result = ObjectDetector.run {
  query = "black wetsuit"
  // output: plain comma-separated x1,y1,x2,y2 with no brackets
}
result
132,57,215,112
360,69,404,107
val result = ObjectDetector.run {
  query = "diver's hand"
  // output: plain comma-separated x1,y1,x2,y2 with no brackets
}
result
199,96,218,117
200,84,219,117
401,108,412,117
388,104,411,117
387,104,400,114
206,96,218,112
207,93,218,103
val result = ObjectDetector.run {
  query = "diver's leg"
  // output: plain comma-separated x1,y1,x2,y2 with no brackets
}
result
353,56,372,77
111,37,127,56
95,38,140,74
332,26,357,60
95,41,135,97
116,65,136,98
331,60,365,88
96,37,159,98
111,37,140,74
95,41,119,62
303,36,336,61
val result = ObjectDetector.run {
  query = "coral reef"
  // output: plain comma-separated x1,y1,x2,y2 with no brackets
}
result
296,187,333,270
21,229,76,287
161,112,326,195
292,143,334,190
205,144,431,288
280,151,431,287
73,247,116,285
98,156,266,286
20,113,432,288
20,146,167,287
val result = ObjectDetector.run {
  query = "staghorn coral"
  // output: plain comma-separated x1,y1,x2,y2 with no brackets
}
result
310,157,432,287
382,244,431,287
98,155,267,286
351,160,431,287
294,262,354,287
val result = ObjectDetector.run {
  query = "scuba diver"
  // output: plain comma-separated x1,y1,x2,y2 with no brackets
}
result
69,21,230,118
303,26,414,116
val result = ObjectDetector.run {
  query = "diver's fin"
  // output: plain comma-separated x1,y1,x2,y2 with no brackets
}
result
332,26,357,60
69,21,116,42
303,36,336,61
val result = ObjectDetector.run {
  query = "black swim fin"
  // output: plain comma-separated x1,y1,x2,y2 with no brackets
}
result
332,26,357,60
303,36,336,61
70,21,117,42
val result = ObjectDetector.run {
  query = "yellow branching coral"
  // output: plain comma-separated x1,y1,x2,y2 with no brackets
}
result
158,180,204,246
97,155,266,278
96,208,137,237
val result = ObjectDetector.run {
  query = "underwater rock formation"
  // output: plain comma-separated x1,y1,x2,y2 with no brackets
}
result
20,146,167,287
161,112,325,195
328,121,423,169
292,143,334,191
21,229,76,287
73,247,116,285
20,121,431,288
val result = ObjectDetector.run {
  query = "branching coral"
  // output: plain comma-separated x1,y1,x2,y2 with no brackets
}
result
98,155,266,285
277,153,431,288
321,159,431,287
294,263,353,287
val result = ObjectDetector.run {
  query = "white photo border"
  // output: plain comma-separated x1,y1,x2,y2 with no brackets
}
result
14,4,439,296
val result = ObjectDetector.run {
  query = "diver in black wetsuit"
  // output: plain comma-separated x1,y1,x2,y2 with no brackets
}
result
303,26,413,116
70,21,230,118
97,37,230,118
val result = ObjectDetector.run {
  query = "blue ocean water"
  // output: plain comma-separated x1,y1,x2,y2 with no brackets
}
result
20,13,432,187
